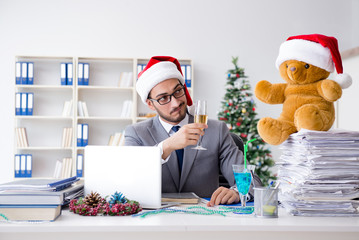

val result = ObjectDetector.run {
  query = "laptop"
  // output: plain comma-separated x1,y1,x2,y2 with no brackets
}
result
84,146,176,209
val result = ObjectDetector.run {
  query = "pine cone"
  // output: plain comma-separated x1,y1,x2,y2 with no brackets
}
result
109,191,127,207
83,191,103,208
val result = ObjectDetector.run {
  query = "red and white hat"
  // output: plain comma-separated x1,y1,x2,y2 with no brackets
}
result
275,34,352,89
136,56,193,106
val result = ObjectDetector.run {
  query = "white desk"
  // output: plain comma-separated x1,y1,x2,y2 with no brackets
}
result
1,208,359,240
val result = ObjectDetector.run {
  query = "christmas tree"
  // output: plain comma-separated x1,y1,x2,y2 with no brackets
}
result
218,57,276,185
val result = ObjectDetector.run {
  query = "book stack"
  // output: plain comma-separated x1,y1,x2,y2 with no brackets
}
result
15,127,29,147
120,100,132,118
118,72,133,87
61,127,73,148
0,177,83,221
278,129,359,216
108,131,125,146
62,100,73,117
53,158,74,179
161,192,200,204
77,101,89,117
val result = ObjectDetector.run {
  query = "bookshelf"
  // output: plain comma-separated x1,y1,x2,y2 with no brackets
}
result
14,56,193,178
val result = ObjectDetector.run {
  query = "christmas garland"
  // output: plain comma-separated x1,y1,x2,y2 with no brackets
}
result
133,206,254,218
69,191,142,216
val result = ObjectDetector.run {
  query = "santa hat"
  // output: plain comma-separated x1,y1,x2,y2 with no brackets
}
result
275,34,352,89
136,56,193,106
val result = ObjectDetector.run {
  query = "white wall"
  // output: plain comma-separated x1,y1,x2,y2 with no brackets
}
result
0,0,357,183
338,54,359,130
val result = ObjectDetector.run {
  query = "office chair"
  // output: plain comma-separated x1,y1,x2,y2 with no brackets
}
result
219,132,244,188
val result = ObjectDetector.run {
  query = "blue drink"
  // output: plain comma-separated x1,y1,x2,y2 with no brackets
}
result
233,172,252,195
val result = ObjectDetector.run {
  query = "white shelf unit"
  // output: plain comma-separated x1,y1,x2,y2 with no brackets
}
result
14,56,193,179
14,56,75,179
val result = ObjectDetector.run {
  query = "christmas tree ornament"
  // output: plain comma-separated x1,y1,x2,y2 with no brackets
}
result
241,108,246,113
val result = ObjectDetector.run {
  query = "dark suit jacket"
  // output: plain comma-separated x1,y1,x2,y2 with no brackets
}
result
124,114,260,198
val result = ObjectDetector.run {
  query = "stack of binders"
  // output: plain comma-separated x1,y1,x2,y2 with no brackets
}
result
77,62,90,85
278,129,359,216
77,123,89,147
0,177,84,221
14,154,32,178
15,62,34,85
180,64,192,88
15,92,34,116
60,62,73,85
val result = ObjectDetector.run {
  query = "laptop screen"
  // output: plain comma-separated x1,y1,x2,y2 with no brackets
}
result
84,146,162,208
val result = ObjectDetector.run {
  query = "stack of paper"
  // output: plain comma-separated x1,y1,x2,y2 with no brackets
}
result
278,129,359,216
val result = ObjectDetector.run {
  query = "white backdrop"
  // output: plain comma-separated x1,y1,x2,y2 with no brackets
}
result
0,0,358,182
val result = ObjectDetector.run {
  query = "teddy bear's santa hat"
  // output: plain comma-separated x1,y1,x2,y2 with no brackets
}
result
136,56,193,106
276,34,352,89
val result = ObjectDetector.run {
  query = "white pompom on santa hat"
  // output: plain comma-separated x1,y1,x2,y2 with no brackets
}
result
275,34,352,89
136,56,193,106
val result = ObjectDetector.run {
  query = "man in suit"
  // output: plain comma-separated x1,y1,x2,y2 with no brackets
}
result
125,56,261,206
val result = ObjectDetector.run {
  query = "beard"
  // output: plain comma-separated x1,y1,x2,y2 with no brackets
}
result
154,102,187,124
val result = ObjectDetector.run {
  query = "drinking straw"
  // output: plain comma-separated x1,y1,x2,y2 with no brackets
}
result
244,138,256,169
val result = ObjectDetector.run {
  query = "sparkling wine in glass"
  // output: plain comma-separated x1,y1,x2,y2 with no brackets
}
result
192,100,207,150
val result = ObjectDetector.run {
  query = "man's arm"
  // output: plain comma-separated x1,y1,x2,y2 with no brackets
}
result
161,123,207,159
124,125,143,146
207,121,262,206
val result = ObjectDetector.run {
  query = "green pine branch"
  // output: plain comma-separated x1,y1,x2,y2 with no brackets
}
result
218,57,276,185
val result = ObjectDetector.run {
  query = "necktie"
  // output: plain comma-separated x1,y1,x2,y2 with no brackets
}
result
172,126,184,173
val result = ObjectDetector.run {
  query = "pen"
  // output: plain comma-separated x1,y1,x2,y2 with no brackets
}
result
262,180,274,199
265,181,281,205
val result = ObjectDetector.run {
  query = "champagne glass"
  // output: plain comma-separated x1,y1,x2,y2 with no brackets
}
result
232,164,255,207
192,100,208,150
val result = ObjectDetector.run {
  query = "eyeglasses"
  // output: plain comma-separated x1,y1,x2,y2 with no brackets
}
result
148,86,186,105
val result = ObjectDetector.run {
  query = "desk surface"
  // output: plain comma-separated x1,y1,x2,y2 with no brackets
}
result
1,207,359,240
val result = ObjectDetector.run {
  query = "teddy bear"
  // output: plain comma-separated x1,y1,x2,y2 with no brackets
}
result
255,34,352,145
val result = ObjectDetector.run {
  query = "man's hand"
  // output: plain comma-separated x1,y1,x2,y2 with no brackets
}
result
207,187,240,207
162,123,207,159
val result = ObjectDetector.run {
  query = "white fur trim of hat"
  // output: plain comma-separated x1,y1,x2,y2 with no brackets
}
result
275,39,334,72
136,61,185,104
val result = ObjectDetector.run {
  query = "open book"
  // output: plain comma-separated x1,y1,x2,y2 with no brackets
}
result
161,192,201,204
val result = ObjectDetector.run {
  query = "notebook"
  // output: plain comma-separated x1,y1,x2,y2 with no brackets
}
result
84,146,176,209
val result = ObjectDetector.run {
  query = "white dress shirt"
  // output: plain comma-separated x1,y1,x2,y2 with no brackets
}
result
158,114,189,164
